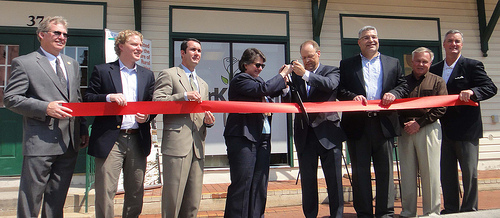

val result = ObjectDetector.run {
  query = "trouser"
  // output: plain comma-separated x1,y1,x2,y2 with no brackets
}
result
95,132,146,218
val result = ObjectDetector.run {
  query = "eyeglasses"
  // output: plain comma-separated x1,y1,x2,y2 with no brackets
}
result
254,63,266,69
44,31,69,39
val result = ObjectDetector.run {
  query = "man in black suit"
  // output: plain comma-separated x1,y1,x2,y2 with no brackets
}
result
85,30,156,218
429,29,497,214
288,40,346,218
338,26,408,218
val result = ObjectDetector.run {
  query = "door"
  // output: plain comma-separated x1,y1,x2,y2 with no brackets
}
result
0,33,37,176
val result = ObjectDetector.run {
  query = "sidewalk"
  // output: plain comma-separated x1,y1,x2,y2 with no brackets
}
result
119,170,500,218
1,170,500,217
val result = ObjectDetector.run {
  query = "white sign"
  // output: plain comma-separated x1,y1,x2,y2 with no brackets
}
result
105,29,152,70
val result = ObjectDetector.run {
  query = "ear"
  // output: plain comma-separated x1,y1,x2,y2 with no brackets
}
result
317,50,321,58
38,31,45,41
119,43,124,50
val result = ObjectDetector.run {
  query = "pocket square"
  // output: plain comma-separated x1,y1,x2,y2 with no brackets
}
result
455,76,464,79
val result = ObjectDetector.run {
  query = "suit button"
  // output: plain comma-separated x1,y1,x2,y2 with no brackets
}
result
117,125,121,129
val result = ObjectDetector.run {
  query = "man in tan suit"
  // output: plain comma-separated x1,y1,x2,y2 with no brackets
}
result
153,38,215,218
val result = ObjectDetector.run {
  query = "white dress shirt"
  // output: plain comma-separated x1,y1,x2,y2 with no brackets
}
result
442,55,460,83
361,53,383,100
106,60,139,130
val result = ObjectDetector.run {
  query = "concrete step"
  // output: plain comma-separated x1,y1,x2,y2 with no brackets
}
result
2,171,500,217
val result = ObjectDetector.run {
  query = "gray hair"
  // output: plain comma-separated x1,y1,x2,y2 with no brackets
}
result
444,29,464,42
36,16,68,42
358,26,377,39
412,47,434,62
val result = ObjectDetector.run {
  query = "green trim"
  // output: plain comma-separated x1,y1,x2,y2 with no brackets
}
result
340,13,440,21
134,0,142,31
477,0,500,57
2,0,107,29
312,0,328,45
170,5,289,15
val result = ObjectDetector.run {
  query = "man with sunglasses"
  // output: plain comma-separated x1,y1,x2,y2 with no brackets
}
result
3,16,89,217
288,40,346,218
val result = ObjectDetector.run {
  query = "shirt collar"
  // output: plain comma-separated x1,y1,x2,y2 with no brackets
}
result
411,71,428,80
445,55,461,69
119,59,137,72
310,63,321,74
40,47,60,62
181,64,197,77
360,52,380,61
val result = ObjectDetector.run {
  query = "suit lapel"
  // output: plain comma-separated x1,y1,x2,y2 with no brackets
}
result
381,54,390,92
177,65,191,91
307,64,324,97
36,49,69,100
109,61,123,93
136,66,147,101
354,55,366,94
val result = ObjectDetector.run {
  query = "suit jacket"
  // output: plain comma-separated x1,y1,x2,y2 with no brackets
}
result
223,72,287,142
153,65,209,159
85,60,156,158
339,54,408,140
3,48,87,156
288,64,346,154
429,56,497,141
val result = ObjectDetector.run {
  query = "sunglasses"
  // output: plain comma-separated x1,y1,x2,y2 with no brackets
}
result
254,63,266,69
45,31,69,39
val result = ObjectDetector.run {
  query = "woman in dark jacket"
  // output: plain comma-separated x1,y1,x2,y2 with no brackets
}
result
223,48,291,218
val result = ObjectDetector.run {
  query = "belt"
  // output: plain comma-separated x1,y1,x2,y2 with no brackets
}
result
120,129,139,134
367,111,378,117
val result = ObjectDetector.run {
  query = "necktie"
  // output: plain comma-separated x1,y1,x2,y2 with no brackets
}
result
189,74,198,92
56,58,68,93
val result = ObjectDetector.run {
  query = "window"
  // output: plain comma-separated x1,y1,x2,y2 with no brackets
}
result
61,46,89,94
0,44,19,107
173,41,289,167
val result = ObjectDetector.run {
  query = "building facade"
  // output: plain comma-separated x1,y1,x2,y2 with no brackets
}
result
1,0,499,184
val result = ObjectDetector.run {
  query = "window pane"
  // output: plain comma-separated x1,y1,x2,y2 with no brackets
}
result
64,47,76,59
81,68,88,86
0,45,5,65
8,45,19,64
6,66,11,83
0,66,4,87
78,47,88,66
0,88,4,107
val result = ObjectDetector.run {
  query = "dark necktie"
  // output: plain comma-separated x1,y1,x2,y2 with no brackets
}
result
56,58,68,93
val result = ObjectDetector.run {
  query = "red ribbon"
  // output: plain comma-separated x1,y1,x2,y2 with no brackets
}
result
63,94,477,117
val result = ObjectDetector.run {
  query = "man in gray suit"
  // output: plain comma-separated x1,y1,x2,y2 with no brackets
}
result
153,38,215,218
3,16,89,218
